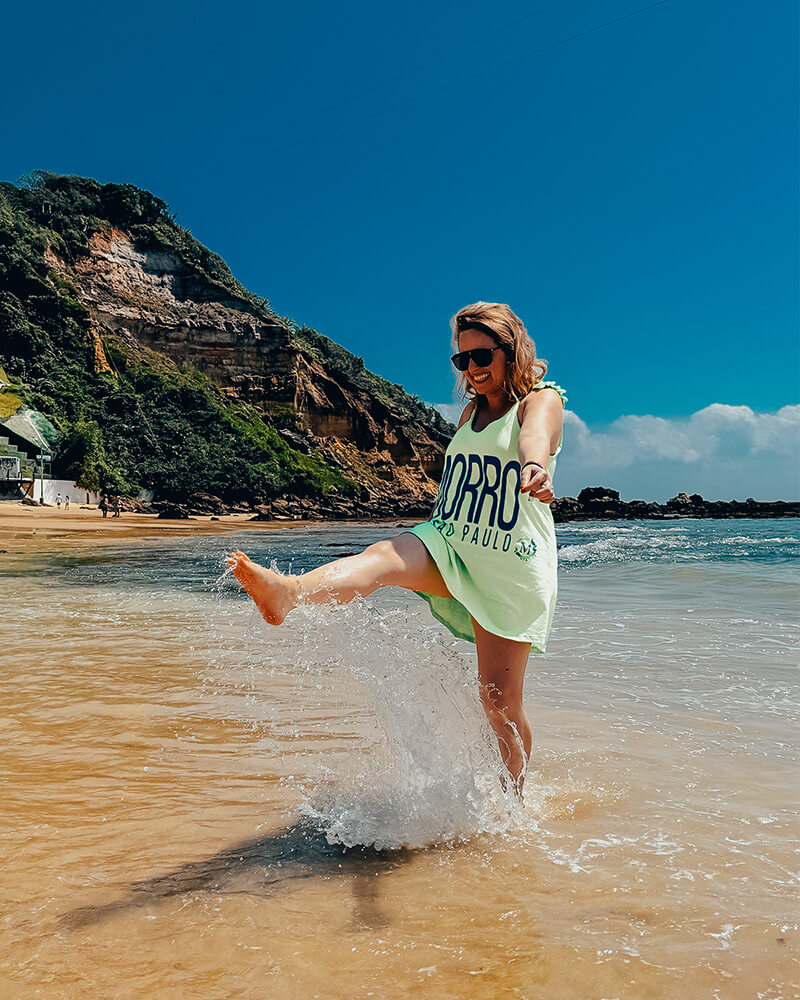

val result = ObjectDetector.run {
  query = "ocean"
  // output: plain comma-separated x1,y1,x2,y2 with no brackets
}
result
1,517,797,999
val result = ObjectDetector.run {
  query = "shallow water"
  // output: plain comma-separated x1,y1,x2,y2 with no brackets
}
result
1,519,798,999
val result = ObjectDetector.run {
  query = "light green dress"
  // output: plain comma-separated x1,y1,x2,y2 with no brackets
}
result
405,380,568,652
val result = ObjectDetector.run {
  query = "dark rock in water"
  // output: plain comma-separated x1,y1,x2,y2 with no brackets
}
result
551,487,799,522
232,487,799,523
578,486,621,504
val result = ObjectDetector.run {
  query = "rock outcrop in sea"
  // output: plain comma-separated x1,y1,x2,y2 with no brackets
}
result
552,488,798,522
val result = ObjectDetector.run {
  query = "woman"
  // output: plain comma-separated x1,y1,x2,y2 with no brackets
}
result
228,302,567,795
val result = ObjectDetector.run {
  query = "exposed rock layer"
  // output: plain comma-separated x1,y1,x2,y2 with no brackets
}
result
45,228,451,515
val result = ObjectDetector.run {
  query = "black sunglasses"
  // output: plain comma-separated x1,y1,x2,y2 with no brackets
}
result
450,346,509,372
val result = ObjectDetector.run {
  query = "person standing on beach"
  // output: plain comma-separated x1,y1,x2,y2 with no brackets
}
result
228,302,567,795
64,494,70,511
55,493,62,510
99,496,108,518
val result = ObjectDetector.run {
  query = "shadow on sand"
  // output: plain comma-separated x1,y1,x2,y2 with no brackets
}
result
60,818,412,932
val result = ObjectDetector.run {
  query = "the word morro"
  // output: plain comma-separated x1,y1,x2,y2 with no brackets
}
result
432,452,522,530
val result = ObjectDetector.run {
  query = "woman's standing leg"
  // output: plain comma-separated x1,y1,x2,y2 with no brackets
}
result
227,533,451,624
472,616,533,794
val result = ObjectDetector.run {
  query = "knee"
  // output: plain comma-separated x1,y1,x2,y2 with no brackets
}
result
479,681,530,747
479,679,509,717
479,677,525,719
363,539,405,576
364,538,399,562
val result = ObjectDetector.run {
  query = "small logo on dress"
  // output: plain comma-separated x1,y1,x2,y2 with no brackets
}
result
514,537,538,561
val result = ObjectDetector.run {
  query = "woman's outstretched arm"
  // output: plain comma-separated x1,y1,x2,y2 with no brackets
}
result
517,389,564,504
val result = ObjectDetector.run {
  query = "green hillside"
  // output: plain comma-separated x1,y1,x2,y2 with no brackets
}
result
0,171,448,502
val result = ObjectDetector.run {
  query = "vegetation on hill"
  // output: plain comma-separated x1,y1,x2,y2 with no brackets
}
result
2,171,453,426
0,171,450,501
6,170,271,315
0,173,355,500
288,324,453,436
0,366,23,419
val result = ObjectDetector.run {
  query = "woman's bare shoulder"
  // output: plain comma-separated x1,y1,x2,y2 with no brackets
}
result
517,381,567,424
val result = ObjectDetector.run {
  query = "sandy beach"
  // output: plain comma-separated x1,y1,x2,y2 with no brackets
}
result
0,500,347,547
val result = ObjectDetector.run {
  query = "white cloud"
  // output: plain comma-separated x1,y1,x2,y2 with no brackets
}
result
564,404,800,467
430,401,800,502
432,402,463,425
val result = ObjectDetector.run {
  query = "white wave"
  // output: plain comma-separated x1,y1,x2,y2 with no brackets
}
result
558,532,691,563
720,536,799,545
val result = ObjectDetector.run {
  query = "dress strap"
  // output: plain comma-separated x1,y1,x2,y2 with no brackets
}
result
531,379,568,407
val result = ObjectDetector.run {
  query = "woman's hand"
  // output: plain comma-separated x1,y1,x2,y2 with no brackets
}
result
520,463,555,504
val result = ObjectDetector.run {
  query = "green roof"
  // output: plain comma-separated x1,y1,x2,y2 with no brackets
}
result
1,409,59,452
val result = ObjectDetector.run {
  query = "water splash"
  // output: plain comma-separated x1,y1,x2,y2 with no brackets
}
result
270,597,527,850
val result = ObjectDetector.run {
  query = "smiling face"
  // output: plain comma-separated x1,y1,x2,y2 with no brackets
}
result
457,327,511,400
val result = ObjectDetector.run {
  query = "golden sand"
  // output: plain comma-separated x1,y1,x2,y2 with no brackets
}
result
0,500,320,547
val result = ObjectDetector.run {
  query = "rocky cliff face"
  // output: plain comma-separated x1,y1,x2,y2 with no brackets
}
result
44,226,451,516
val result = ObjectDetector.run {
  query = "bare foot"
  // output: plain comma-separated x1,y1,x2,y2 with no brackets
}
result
227,550,296,625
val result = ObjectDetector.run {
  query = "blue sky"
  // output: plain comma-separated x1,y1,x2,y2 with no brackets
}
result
2,0,798,500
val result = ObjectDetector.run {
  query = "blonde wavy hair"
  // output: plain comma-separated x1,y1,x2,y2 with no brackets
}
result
450,301,548,403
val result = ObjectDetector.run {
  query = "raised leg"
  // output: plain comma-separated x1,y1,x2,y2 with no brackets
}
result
472,616,533,795
228,532,451,625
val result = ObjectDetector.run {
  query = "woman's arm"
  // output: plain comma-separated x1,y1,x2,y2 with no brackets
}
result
517,389,564,504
